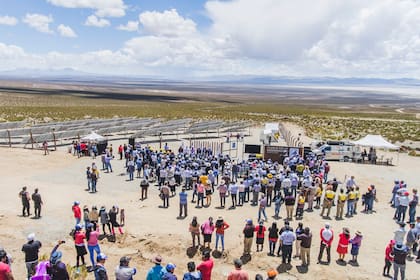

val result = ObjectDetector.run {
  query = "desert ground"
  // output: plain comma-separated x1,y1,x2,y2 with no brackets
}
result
0,124,419,280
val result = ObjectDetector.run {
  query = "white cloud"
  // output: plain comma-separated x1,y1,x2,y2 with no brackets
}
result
0,15,18,26
139,9,196,37
85,15,110,27
57,24,77,38
47,0,126,17
22,13,54,34
4,2,420,78
117,20,138,32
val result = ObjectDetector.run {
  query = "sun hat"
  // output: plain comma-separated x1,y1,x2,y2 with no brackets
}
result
27,233,35,241
152,255,162,264
355,230,362,236
218,216,223,220
343,227,350,234
325,222,330,229
97,253,107,261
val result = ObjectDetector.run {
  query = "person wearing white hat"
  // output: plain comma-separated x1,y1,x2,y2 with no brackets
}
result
22,233,42,279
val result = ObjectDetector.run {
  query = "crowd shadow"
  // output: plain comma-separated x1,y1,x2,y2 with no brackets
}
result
296,265,308,273
240,254,251,264
276,263,292,273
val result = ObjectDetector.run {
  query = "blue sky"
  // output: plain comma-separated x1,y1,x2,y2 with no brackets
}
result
1,0,420,78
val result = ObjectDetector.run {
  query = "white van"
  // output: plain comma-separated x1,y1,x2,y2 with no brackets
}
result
313,141,360,161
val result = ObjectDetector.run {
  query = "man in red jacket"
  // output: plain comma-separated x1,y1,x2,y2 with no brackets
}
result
317,223,334,264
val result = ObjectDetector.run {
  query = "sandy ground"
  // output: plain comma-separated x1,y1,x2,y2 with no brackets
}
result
0,126,419,280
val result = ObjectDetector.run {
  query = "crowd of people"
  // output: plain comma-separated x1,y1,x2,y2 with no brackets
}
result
5,141,419,280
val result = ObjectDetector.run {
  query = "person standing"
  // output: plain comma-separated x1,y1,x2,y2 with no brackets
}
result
86,167,92,192
179,188,188,218
21,233,42,279
140,179,149,200
408,189,418,224
258,194,268,222
94,253,108,280
254,220,267,252
19,186,31,217
99,206,111,236
298,227,312,266
197,250,213,280
349,231,363,264
336,227,351,262
73,224,87,268
318,223,334,264
383,240,395,277
243,219,255,256
217,180,228,208
0,249,14,280
268,222,279,256
31,188,43,218
201,217,215,249
284,192,296,221
86,223,101,268
392,243,408,280
108,206,123,235
336,189,347,219
294,223,304,258
227,259,249,280
189,217,201,248
321,186,335,218
279,225,296,264
72,201,82,226
161,183,170,208
215,216,229,252
115,256,137,280
229,181,238,208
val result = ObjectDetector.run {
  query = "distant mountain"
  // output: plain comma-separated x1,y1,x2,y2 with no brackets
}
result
1,69,420,87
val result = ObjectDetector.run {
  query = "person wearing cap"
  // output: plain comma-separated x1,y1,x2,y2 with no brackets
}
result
317,223,334,264
0,249,14,280
72,201,82,226
19,186,31,217
215,216,229,252
182,261,201,280
162,263,177,280
349,231,363,263
73,224,87,268
321,185,335,218
94,253,108,280
115,256,136,280
383,240,395,277
22,233,42,279
243,219,255,255
266,268,277,280
391,242,408,280
408,189,418,224
89,206,99,230
146,255,164,280
47,240,69,280
227,258,249,280
397,190,410,223
86,223,101,268
197,250,213,280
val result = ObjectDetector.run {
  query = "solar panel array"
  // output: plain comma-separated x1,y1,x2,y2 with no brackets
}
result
0,117,251,145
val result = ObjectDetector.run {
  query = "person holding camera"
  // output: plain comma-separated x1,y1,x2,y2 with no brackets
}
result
0,249,14,280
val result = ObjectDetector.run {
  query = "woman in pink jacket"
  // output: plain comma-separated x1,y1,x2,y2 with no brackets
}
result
201,217,215,249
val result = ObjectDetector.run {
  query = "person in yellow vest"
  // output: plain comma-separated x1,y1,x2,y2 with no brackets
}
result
354,187,361,214
346,187,357,217
336,189,347,220
321,186,335,218
315,185,323,209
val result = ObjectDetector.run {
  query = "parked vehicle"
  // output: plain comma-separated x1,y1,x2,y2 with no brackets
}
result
313,141,360,161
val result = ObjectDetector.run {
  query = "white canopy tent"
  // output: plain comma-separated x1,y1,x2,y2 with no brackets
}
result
352,135,399,149
81,132,106,142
